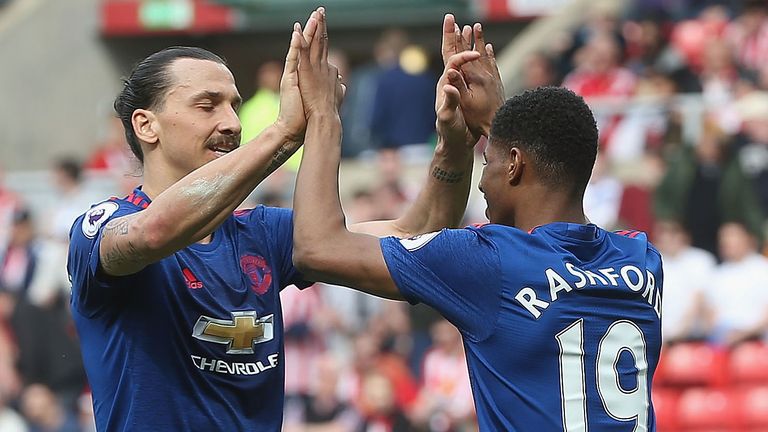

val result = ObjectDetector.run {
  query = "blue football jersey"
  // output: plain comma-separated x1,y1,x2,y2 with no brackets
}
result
67,188,307,431
381,222,662,431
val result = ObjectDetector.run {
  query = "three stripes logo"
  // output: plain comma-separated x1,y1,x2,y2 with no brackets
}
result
183,268,203,289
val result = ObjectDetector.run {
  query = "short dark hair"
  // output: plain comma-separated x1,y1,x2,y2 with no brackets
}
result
490,86,598,196
113,47,227,163
55,157,82,183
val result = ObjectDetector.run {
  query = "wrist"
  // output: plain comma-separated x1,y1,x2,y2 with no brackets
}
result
434,138,475,164
308,110,341,122
307,112,341,128
271,121,304,145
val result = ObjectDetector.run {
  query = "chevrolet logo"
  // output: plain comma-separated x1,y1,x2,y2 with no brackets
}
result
192,311,274,355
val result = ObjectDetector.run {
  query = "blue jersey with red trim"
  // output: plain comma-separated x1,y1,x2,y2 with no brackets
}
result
67,188,306,431
381,222,662,431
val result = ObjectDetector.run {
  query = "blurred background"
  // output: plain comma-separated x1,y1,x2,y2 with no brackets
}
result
1,0,768,430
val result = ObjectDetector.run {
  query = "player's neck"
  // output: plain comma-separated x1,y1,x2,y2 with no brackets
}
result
139,164,186,201
513,196,587,233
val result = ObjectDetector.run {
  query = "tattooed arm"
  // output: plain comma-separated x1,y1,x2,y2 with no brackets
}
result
348,51,485,238
98,18,311,277
99,127,302,277
348,139,474,238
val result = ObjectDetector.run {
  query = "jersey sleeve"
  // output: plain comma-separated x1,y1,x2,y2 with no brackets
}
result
380,227,502,341
67,200,140,316
247,206,311,289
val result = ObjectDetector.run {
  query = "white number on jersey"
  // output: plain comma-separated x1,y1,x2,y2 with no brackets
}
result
555,319,649,431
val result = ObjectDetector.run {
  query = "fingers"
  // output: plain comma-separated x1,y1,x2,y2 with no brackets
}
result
283,23,302,77
303,9,318,43
440,85,461,113
473,23,487,56
298,20,313,71
441,13,457,65
461,25,472,51
445,68,470,100
445,50,481,71
311,7,327,64
486,43,502,79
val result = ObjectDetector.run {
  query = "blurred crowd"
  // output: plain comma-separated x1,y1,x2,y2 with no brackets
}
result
2,0,768,431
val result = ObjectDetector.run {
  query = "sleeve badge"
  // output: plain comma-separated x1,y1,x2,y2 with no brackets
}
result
81,201,119,239
398,230,441,251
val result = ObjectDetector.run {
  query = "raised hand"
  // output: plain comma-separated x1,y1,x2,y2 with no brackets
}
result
295,7,344,120
440,14,505,138
274,10,322,141
435,51,481,148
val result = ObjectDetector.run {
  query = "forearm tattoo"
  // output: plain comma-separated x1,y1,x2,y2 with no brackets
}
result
101,219,146,271
264,139,302,176
431,166,464,184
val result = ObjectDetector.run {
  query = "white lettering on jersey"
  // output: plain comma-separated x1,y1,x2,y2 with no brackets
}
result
82,201,119,239
399,231,441,251
190,352,280,376
514,287,550,319
515,264,662,320
546,268,572,301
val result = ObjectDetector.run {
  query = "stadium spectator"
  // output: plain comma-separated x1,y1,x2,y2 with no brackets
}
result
411,319,475,432
339,332,418,417
75,393,95,432
0,289,21,410
562,32,637,151
281,285,328,403
19,384,79,432
85,116,137,195
0,209,36,297
583,155,623,229
239,60,281,145
669,5,729,73
0,168,21,258
734,91,768,231
519,52,559,92
0,393,27,432
654,118,763,257
724,0,768,74
341,29,408,158
84,117,132,175
704,222,768,347
654,219,716,344
370,44,437,178
354,371,414,432
283,353,359,431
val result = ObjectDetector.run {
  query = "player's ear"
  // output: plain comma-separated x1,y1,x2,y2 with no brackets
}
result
132,109,159,145
508,147,523,186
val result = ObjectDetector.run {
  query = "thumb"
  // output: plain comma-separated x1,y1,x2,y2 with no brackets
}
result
437,84,461,122
445,68,470,100
283,24,302,78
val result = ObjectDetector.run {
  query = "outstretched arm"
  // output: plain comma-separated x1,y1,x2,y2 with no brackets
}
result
349,14,504,238
350,52,480,238
291,9,401,298
99,11,321,277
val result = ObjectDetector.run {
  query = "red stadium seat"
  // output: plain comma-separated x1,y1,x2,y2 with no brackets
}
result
652,388,680,431
677,388,740,429
730,342,768,385
741,385,768,428
656,343,729,388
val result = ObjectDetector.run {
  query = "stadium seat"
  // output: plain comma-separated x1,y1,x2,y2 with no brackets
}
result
656,343,729,388
730,342,768,385
652,388,680,431
677,387,739,429
741,385,768,428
